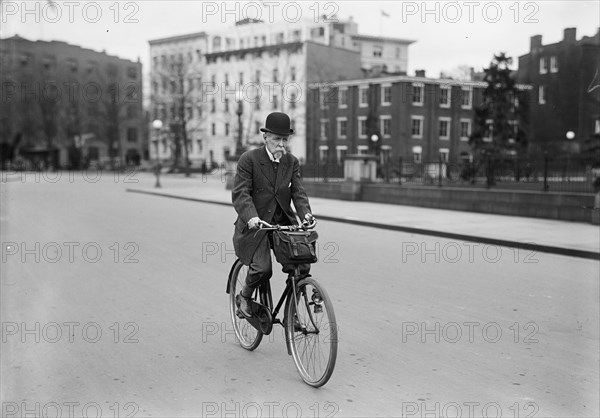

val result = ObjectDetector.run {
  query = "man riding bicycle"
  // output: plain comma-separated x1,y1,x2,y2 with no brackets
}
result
232,112,314,318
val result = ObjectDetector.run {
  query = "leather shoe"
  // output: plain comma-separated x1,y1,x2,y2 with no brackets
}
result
238,293,253,318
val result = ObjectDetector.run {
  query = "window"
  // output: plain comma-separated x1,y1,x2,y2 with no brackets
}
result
292,30,301,42
411,116,424,138
357,145,369,155
224,98,229,112
380,116,391,137
339,88,348,108
272,93,278,109
538,85,546,104
358,116,367,138
275,32,284,43
255,121,261,135
373,45,383,58
224,73,229,86
319,145,329,162
412,146,422,163
484,119,493,142
311,27,325,38
539,57,547,74
439,85,451,107
337,117,347,139
461,87,472,109
127,128,137,143
67,59,78,72
273,69,279,83
211,123,216,135
336,145,348,163
439,117,451,140
439,148,449,163
382,85,392,105
395,47,401,59
255,70,261,83
550,56,558,73
239,72,244,84
412,84,423,105
225,123,230,136
291,66,296,82
460,119,471,141
359,86,368,107
127,66,138,79
213,36,222,51
211,99,216,113
319,89,330,110
320,119,329,140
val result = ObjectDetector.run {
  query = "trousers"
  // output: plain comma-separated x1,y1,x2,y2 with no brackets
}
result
241,233,310,297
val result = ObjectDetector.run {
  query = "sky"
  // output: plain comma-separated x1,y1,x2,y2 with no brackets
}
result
1,0,599,78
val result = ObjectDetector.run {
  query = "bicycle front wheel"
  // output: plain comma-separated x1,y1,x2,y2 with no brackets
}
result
286,276,338,387
228,260,263,350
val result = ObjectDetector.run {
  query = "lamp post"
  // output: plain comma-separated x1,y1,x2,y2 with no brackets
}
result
370,133,379,180
152,119,163,188
225,91,245,190
235,90,244,157
566,131,575,181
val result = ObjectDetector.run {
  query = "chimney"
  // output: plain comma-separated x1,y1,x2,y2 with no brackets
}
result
530,35,542,51
563,27,577,43
415,69,426,77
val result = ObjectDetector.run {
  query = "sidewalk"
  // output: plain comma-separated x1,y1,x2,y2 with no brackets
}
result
126,173,599,260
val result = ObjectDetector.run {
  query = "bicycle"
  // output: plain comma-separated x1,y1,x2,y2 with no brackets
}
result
225,218,338,387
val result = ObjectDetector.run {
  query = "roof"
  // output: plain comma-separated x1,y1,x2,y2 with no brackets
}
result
148,32,207,45
350,33,415,45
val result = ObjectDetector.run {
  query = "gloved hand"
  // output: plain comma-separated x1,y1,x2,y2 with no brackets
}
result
304,213,315,224
247,217,262,229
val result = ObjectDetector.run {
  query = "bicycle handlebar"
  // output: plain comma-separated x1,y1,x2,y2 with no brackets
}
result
257,218,317,231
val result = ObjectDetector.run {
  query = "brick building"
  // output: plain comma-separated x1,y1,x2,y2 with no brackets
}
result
306,72,490,171
0,35,145,169
516,27,600,156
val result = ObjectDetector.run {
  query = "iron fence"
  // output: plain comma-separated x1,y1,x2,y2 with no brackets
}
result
302,154,600,194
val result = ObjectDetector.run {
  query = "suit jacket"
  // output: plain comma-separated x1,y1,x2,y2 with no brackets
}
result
232,146,311,265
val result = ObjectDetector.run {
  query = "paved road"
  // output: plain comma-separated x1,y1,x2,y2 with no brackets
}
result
1,175,598,417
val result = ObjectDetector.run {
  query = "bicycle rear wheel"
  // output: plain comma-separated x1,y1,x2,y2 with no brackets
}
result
228,260,263,350
286,276,338,387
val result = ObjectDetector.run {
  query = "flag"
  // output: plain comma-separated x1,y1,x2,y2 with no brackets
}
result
381,10,390,17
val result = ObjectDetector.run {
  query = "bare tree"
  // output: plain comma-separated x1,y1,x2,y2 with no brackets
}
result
152,52,204,176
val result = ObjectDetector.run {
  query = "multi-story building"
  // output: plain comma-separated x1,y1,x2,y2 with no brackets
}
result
148,32,208,165
148,17,413,166
516,27,600,155
0,35,144,169
306,71,489,169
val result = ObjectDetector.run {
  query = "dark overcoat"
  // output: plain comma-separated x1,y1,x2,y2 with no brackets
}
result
232,146,311,265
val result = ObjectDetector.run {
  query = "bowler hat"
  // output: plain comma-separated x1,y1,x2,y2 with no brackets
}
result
260,112,294,135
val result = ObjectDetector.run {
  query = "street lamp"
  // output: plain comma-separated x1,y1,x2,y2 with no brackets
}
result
152,119,163,188
566,131,575,181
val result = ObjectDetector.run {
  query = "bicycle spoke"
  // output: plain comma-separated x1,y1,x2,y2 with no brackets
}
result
287,279,337,387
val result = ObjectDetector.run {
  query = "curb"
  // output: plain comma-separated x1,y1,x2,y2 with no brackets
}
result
126,188,600,261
